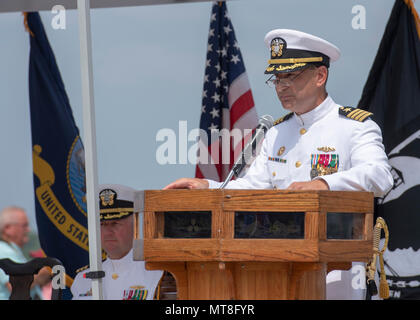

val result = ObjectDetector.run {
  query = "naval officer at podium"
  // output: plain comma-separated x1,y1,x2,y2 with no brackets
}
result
164,29,394,300
164,29,393,197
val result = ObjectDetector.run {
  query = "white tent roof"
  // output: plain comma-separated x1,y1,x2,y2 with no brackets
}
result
0,0,214,13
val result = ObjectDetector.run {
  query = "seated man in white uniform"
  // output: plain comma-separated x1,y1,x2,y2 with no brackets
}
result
71,184,163,300
164,29,394,299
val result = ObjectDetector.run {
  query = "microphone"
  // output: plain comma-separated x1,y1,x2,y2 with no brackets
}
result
219,115,274,189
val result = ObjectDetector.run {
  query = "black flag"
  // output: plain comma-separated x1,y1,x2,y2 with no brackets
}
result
358,0,420,299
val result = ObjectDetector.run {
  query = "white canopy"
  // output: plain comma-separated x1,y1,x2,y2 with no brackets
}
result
0,0,214,13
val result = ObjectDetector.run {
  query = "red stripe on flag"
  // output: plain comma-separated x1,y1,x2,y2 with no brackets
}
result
230,90,255,128
195,166,204,179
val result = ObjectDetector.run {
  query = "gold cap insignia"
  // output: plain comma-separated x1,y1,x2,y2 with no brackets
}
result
99,189,116,207
271,37,286,58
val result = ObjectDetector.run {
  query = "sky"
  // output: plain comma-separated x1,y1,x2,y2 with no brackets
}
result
0,0,417,232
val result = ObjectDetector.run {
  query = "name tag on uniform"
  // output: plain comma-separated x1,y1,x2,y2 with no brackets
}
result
268,156,287,163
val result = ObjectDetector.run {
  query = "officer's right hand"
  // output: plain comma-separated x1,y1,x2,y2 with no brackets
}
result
163,178,209,190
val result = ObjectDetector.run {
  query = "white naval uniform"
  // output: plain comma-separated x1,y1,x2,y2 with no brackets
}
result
207,96,394,300
71,249,163,300
208,96,393,197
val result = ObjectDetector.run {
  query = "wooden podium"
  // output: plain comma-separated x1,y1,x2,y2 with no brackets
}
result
139,190,373,300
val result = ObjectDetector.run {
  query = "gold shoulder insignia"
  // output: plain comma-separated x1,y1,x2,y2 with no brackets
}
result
75,255,107,274
273,112,294,126
76,265,89,274
339,106,373,122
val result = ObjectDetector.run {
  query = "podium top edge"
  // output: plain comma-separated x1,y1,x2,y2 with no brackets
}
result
140,189,374,195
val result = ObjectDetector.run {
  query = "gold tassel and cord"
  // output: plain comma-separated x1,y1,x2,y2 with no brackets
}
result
22,12,35,37
403,0,420,40
377,218,390,299
366,217,390,299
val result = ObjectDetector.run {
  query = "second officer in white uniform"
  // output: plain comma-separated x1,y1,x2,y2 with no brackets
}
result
71,184,163,300
164,29,393,197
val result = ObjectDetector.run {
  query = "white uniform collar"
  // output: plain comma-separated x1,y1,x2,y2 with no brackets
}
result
294,95,335,126
108,248,133,267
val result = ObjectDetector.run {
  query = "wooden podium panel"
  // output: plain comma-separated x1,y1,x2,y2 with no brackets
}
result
147,261,327,300
138,190,373,300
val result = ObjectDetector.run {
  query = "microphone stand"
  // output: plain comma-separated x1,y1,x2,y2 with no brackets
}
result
219,153,247,189
218,115,274,189
219,168,235,189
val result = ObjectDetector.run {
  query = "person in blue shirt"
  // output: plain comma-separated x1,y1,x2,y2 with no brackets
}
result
0,206,50,300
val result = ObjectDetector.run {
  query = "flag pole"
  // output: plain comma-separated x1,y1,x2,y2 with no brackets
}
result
77,0,103,300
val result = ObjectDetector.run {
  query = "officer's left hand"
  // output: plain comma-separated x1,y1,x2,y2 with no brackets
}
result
286,179,329,190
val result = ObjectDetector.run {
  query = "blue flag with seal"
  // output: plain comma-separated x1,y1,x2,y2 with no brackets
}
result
26,12,89,296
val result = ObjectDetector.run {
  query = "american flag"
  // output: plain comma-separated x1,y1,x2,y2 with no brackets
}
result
195,1,258,182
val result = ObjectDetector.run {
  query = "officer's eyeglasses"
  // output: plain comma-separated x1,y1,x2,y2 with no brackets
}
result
265,67,311,88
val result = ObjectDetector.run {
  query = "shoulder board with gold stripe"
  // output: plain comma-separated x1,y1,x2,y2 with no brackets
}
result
339,106,373,122
273,112,294,126
75,256,107,274
76,265,89,274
